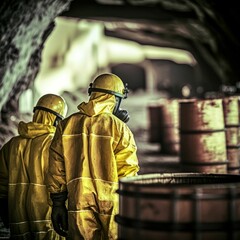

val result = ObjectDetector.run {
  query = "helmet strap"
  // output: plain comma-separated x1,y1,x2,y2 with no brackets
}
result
88,87,124,98
33,106,64,120
88,83,129,99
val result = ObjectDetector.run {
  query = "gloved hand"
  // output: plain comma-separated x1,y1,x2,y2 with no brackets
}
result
0,197,9,228
50,191,68,237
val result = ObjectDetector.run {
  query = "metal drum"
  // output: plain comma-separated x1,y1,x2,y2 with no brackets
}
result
147,100,162,143
147,98,180,155
179,98,227,173
115,173,240,240
222,96,240,174
158,99,180,155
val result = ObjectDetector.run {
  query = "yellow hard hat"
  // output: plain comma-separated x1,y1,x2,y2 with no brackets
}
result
88,73,129,99
33,94,67,119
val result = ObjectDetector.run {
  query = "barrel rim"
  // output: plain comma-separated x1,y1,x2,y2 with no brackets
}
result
119,173,240,188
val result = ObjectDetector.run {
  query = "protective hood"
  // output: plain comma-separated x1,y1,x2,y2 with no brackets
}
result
77,92,116,116
18,109,56,139
33,109,57,125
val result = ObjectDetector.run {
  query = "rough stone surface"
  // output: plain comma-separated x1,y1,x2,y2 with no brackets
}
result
0,0,72,147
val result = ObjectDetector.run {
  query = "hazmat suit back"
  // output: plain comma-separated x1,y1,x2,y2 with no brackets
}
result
47,92,140,240
0,109,64,240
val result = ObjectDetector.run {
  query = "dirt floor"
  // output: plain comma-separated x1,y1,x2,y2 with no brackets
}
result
0,91,181,238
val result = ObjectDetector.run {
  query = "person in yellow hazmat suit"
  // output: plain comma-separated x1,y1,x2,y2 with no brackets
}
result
0,94,68,240
46,73,140,240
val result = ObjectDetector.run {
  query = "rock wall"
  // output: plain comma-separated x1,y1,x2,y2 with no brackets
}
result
0,0,72,147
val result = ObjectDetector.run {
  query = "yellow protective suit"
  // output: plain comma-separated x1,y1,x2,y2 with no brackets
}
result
47,93,140,240
0,110,64,240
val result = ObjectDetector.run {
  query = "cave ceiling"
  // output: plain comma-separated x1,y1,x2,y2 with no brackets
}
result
0,0,240,145
60,0,240,87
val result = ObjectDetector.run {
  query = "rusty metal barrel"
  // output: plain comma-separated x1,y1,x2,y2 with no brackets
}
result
147,100,162,144
222,96,240,174
158,99,180,155
115,173,240,240
179,98,227,173
147,98,180,154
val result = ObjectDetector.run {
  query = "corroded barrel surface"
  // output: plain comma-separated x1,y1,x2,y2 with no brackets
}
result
116,173,240,240
147,98,180,154
222,96,240,174
158,99,180,155
223,96,239,126
180,98,227,173
180,98,225,131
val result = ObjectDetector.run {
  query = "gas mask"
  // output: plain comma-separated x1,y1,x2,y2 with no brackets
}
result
113,96,130,123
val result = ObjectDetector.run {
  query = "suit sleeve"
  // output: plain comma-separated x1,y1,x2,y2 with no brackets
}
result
115,124,140,178
46,123,67,193
0,142,10,198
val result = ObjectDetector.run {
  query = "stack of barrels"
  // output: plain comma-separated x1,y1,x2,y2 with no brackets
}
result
148,96,240,174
